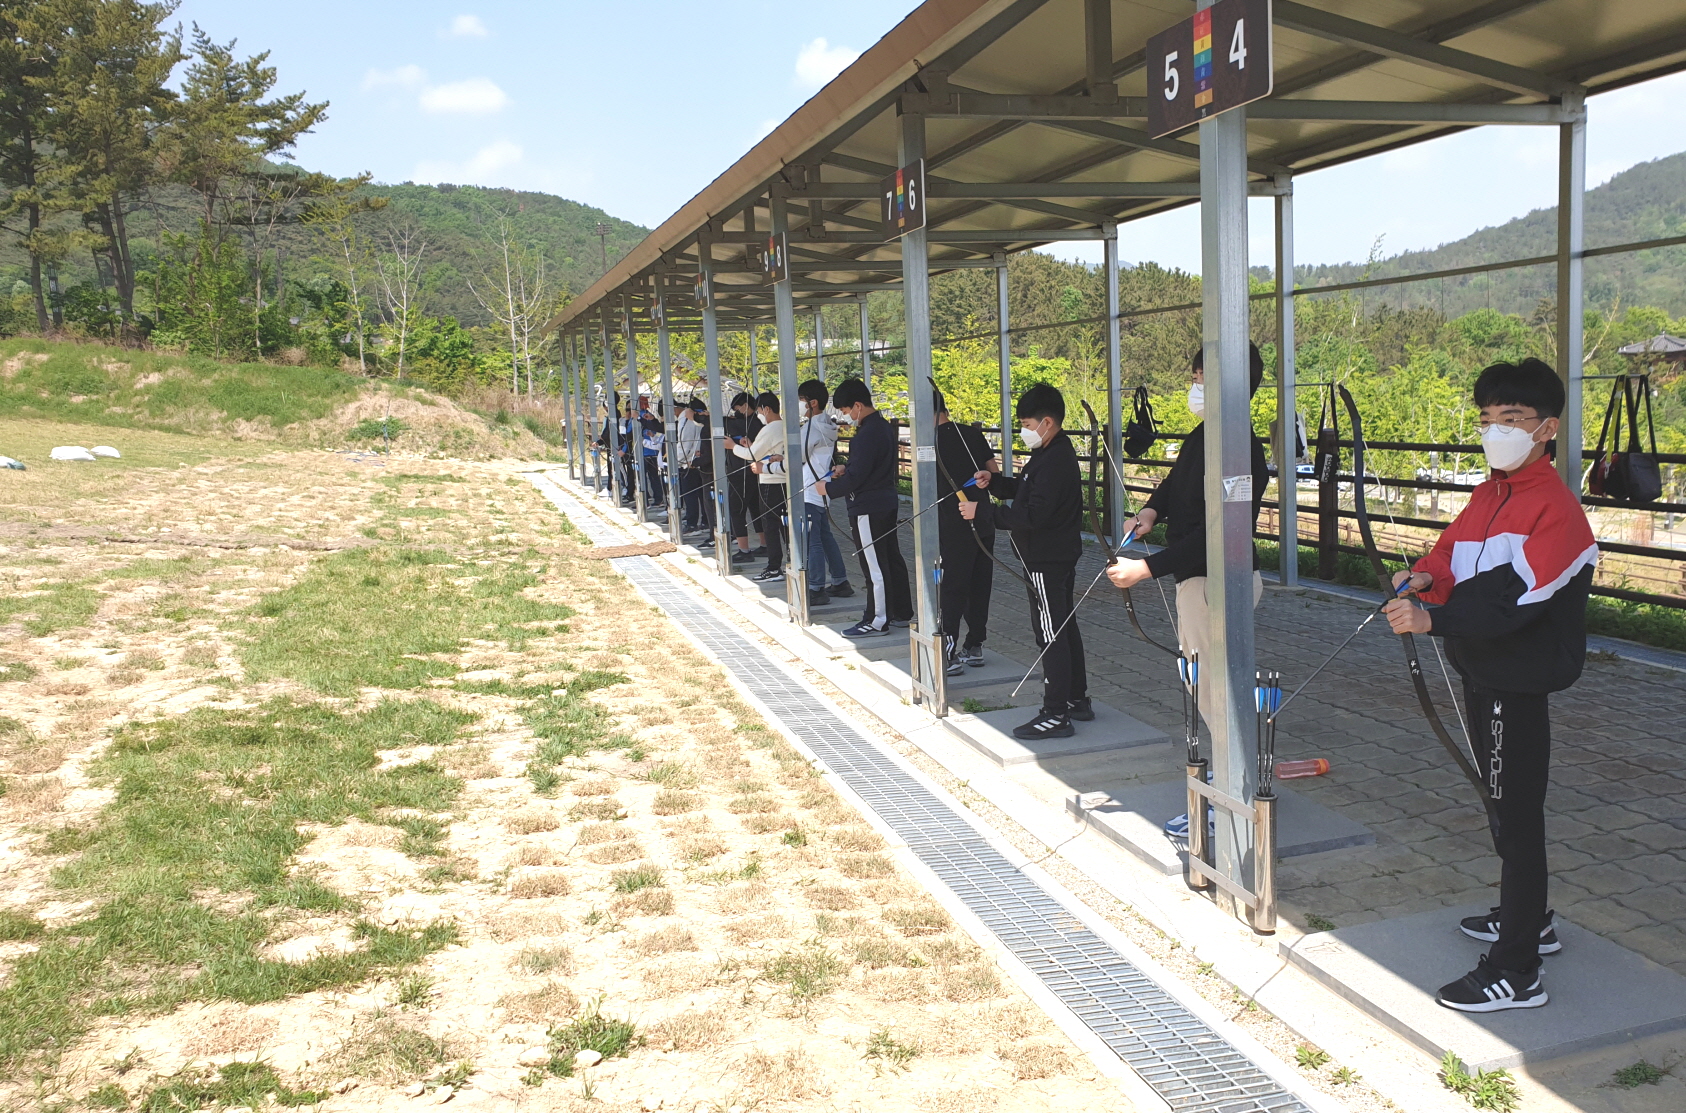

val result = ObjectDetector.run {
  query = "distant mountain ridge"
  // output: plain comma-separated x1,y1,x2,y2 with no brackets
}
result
1275,151,1686,318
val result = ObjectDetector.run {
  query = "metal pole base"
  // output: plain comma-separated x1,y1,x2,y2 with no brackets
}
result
1186,759,1212,892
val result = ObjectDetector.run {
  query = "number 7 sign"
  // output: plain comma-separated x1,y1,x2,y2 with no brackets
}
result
1147,0,1272,139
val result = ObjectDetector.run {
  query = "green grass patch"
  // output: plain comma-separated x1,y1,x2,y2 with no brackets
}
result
1611,1060,1667,1088
0,338,360,431
610,865,662,893
243,545,575,695
0,659,39,683
544,999,640,1078
763,944,847,1000
379,473,466,486
132,1060,328,1111
1439,1051,1520,1111
0,697,470,1072
0,581,103,636
863,1026,920,1072
348,417,411,442
1586,597,1686,653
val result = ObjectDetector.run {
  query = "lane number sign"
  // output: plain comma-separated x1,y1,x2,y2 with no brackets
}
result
763,232,788,284
1147,0,1272,139
693,271,713,309
880,158,926,239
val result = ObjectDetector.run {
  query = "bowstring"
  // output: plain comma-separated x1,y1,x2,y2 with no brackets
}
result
1082,398,1176,637
1355,430,1476,762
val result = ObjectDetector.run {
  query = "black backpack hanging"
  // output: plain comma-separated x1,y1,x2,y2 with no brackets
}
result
1313,384,1340,486
1124,385,1158,458
1587,374,1663,503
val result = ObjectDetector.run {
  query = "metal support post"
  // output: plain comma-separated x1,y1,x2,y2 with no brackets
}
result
700,236,733,577
599,308,621,507
559,333,574,481
657,288,682,544
1198,97,1260,918
814,307,825,381
899,108,946,716
1103,222,1124,548
567,333,582,482
858,295,872,392
748,327,759,395
771,191,809,625
996,254,1013,476
1556,91,1586,488
623,297,646,523
1274,175,1298,588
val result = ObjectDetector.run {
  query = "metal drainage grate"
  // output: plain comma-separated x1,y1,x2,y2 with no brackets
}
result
529,475,1311,1113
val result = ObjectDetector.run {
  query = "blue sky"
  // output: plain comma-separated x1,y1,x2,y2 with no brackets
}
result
170,0,1686,271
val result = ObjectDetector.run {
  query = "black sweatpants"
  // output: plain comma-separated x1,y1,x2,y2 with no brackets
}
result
728,469,759,541
1025,560,1086,716
938,522,994,648
850,506,912,629
1463,680,1552,974
759,484,787,572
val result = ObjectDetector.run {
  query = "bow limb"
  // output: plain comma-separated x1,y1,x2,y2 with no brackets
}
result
1336,385,1499,826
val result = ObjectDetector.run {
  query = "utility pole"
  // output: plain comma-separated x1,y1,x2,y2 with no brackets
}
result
595,222,612,276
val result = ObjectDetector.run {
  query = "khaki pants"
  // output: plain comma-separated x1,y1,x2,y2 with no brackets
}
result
1174,572,1264,723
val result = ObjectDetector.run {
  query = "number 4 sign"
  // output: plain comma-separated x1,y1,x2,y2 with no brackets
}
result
1147,0,1272,140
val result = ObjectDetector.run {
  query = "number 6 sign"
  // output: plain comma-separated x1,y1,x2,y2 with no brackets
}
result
1147,0,1272,139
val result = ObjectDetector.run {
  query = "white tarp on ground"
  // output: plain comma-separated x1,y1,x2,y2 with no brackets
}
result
91,445,121,458
0,456,25,470
50,446,97,461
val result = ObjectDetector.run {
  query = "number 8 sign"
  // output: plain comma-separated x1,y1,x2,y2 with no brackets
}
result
1148,0,1272,139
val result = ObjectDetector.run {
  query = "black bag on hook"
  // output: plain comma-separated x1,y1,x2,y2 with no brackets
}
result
1588,374,1663,503
1124,385,1158,458
1313,385,1340,486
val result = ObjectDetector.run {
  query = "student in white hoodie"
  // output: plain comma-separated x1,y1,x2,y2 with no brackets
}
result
797,379,853,605
734,391,787,581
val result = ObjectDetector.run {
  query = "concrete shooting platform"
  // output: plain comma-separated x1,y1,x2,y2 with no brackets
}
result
1066,780,1375,876
1281,903,1686,1071
940,699,1166,767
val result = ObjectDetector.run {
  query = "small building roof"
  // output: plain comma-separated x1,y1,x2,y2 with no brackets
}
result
1618,333,1686,357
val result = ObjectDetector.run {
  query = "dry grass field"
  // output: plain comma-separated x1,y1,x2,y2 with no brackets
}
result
0,417,1126,1113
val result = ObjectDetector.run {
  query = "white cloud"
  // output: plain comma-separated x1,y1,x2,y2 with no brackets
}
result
419,78,510,115
415,140,525,186
794,38,859,90
363,64,426,91
447,14,489,38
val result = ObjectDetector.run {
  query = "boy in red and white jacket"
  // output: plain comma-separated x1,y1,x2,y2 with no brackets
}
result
1385,358,1597,1014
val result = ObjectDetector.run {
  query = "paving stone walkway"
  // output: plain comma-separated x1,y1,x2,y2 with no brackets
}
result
784,499,1686,976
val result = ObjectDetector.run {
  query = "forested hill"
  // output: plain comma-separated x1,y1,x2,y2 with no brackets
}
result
0,178,649,331
1282,151,1686,318
359,183,647,324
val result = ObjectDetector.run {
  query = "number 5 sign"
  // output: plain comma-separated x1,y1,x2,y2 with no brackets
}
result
1147,0,1272,139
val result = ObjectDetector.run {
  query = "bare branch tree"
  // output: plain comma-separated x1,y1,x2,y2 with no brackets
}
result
470,216,549,395
374,224,426,378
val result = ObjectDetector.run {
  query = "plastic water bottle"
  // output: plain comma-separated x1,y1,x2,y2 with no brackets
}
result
1276,758,1330,780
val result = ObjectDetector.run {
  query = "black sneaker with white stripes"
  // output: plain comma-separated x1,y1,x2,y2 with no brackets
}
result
1012,712,1074,740
840,621,892,638
750,568,785,582
1437,955,1548,1013
958,643,985,667
1458,907,1562,955
1067,697,1095,722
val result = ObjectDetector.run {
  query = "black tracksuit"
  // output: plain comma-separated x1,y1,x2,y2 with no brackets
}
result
825,410,911,629
988,430,1085,716
1413,455,1598,975
723,411,762,541
936,420,997,650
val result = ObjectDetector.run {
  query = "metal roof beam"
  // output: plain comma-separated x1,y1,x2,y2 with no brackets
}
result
1041,118,1289,176
1248,100,1581,125
1273,0,1583,98
820,151,1108,227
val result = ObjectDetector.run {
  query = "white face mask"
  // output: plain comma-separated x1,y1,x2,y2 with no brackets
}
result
1480,422,1542,472
1187,383,1206,419
1019,423,1044,451
835,408,854,426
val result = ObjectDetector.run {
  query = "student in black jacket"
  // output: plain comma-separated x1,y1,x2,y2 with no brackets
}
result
818,378,912,637
933,389,997,674
965,383,1088,740
1105,344,1271,724
723,392,765,561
